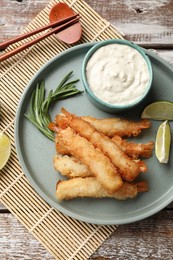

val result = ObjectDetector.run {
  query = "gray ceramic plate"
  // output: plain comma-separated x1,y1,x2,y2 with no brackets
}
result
15,43,173,225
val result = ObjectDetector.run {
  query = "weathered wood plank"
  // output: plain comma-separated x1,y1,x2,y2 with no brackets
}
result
1,209,173,259
91,209,173,259
0,1,173,258
0,0,49,41
87,0,173,44
1,0,173,44
0,214,54,259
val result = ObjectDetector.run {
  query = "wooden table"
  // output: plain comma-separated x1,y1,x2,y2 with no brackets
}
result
1,0,173,259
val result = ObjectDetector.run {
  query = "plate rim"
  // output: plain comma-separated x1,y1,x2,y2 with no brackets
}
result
15,42,173,225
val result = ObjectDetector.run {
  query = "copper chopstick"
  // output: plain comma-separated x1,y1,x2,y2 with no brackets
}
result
0,15,79,62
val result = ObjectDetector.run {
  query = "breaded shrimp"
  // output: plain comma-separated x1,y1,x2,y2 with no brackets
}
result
49,123,70,155
53,155,148,179
57,127,123,193
56,177,149,201
50,122,152,163
112,135,154,159
56,109,145,181
82,116,151,137
54,155,91,178
55,134,70,155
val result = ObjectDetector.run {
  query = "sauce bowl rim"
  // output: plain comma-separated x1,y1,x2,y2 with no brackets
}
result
81,39,153,110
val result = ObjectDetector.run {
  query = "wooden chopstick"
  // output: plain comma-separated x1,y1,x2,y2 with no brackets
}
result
0,15,79,62
0,14,79,50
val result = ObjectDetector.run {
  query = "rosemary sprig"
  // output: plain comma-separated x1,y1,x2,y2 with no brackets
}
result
25,71,83,141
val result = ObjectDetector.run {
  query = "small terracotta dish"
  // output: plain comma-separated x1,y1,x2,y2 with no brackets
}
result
49,3,82,44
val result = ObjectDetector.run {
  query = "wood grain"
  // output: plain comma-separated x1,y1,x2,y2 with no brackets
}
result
0,0,48,41
1,0,173,259
87,0,173,44
0,214,54,259
1,0,173,44
1,206,173,259
92,209,173,259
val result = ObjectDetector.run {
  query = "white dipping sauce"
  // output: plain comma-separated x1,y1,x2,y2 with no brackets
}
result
86,44,150,106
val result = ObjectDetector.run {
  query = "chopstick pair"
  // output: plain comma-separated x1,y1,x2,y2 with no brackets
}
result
0,14,80,62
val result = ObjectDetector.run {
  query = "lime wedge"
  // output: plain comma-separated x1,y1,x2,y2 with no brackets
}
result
141,101,173,120
155,120,171,163
0,132,11,170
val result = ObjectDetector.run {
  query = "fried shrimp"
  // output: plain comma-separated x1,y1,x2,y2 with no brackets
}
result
55,134,70,155
112,135,154,159
57,127,123,193
54,155,148,179
56,109,144,182
82,116,151,137
48,122,70,155
56,177,149,201
54,155,92,178
50,123,153,161
54,133,148,173
49,109,152,203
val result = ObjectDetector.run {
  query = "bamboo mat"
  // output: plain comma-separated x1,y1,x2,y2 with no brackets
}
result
0,0,123,259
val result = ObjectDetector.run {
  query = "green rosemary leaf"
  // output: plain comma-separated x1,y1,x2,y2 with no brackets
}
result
25,114,54,140
55,71,73,91
25,72,83,141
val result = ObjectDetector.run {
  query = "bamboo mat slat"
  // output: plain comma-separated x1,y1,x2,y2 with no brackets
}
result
0,0,123,258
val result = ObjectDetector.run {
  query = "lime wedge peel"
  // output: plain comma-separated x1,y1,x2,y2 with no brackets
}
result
0,132,11,170
155,120,171,164
141,101,173,120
